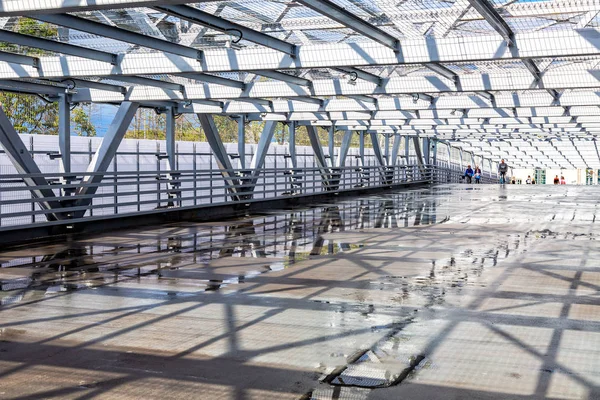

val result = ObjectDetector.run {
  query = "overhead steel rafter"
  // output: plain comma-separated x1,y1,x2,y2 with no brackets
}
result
0,29,117,64
0,50,38,67
295,0,400,51
32,13,202,61
175,73,246,90
0,79,68,96
92,69,600,104
155,5,297,56
250,70,312,87
424,63,461,89
466,0,561,102
54,78,126,94
3,29,600,80
336,67,383,86
109,75,183,91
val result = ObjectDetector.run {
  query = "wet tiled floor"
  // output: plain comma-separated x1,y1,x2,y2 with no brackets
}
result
1,185,600,399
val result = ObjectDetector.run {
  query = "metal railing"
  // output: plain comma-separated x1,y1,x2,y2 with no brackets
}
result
0,163,499,231
0,164,434,230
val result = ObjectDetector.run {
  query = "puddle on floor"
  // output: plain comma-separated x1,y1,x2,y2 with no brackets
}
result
0,190,447,304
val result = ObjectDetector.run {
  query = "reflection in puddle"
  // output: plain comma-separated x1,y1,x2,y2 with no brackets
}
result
0,189,444,304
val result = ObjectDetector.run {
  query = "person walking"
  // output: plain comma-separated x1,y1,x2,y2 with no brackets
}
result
464,165,474,184
526,175,532,184
560,176,566,185
474,165,482,184
554,175,560,185
498,159,509,184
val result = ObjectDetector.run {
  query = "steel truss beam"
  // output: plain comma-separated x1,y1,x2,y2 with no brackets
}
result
2,0,597,20
0,50,38,67
336,67,382,86
155,5,297,56
176,73,245,90
250,70,311,87
42,70,600,104
190,99,600,118
2,29,600,82
57,79,125,93
425,63,460,87
0,0,191,14
0,80,66,96
74,102,139,217
108,75,183,91
0,105,65,221
295,0,400,51
32,13,202,61
197,113,243,201
466,0,514,45
0,29,116,64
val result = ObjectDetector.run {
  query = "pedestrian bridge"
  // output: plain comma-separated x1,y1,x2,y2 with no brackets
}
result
1,0,600,397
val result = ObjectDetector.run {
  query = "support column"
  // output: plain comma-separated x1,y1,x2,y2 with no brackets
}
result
198,113,242,201
238,115,245,169
247,120,277,190
288,121,297,169
412,136,427,180
0,106,64,221
384,133,390,165
391,134,401,166
369,132,393,185
369,132,387,167
307,126,334,190
58,94,73,199
328,124,335,167
74,102,139,217
412,136,425,166
337,130,353,168
166,108,176,172
165,107,181,207
359,131,365,166
459,149,464,171
422,137,430,165
286,121,301,195
58,94,70,176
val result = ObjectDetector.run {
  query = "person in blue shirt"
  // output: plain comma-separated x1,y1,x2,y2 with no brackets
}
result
464,165,474,183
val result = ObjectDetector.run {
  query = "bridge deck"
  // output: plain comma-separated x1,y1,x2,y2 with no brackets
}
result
0,184,599,399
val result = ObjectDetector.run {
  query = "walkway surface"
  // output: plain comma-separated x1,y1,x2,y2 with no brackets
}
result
1,184,599,399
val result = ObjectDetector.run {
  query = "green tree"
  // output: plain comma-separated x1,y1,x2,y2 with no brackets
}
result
72,106,96,137
0,18,95,136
